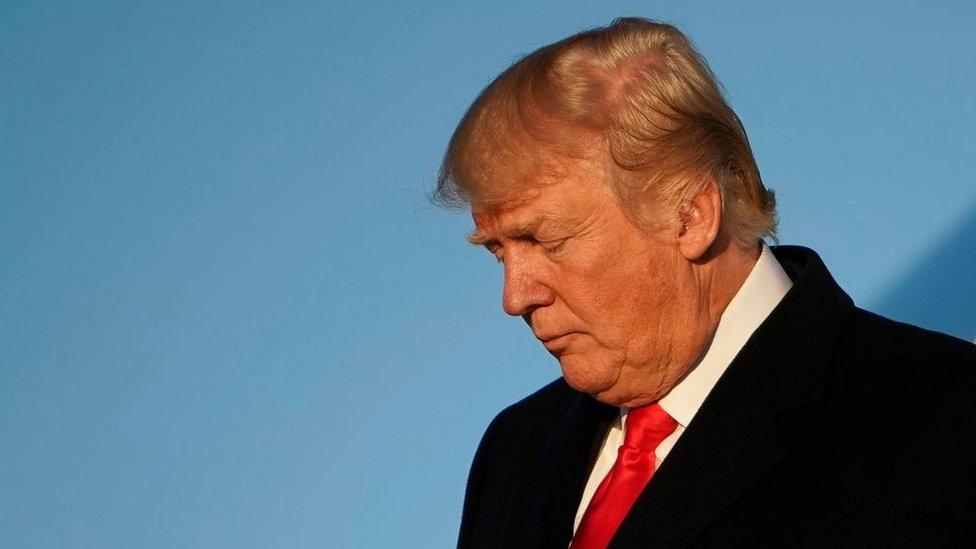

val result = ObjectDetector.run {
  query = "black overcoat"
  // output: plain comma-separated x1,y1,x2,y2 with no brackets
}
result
458,246,976,548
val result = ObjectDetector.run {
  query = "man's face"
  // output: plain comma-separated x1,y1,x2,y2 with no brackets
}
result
469,156,708,407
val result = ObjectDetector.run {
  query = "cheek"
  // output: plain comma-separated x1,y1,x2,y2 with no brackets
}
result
597,244,679,342
558,249,657,340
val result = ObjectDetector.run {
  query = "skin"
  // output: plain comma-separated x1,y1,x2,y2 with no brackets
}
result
468,154,760,408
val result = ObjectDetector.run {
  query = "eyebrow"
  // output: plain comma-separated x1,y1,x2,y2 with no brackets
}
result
467,217,547,247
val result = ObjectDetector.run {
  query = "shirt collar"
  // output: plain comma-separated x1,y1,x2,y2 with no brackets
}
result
630,242,793,428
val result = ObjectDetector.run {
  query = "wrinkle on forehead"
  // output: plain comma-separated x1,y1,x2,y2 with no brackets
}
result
467,161,612,247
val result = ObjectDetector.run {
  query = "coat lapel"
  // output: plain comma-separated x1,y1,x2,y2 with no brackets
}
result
609,246,855,547
501,385,618,548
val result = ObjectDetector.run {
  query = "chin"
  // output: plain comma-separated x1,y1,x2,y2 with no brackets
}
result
557,353,618,396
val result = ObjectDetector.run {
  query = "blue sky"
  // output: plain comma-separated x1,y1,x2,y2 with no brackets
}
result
2,1,973,547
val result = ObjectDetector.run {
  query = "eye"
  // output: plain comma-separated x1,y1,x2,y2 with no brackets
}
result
484,244,503,263
540,238,568,253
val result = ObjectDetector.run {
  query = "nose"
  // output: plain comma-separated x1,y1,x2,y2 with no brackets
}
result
501,252,554,317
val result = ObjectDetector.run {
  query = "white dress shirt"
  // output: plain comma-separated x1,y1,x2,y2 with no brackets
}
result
571,243,794,535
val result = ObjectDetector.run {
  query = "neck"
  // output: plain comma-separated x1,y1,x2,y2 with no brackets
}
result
703,241,762,324
676,241,761,381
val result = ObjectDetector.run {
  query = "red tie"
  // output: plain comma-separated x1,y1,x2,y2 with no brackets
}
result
571,403,678,549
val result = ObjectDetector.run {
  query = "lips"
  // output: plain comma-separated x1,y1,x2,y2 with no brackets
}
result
539,332,577,351
536,331,568,343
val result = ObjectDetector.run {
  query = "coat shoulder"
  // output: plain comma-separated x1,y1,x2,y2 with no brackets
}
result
474,377,582,464
493,377,580,427
838,307,976,391
457,377,583,547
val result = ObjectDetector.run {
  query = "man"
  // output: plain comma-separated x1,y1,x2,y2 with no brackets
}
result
436,18,975,548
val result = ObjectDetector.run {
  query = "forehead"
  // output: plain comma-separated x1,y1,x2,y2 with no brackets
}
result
469,159,611,240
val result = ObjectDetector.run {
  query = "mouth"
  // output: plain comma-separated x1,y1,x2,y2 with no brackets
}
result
539,332,578,352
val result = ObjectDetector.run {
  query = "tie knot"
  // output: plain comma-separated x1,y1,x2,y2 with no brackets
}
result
623,403,678,451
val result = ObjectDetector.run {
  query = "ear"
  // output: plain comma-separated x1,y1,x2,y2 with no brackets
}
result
677,179,722,261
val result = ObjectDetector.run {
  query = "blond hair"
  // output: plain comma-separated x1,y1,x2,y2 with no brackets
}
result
435,17,777,247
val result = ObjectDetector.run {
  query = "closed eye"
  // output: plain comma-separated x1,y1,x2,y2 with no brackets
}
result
540,238,568,253
483,244,503,263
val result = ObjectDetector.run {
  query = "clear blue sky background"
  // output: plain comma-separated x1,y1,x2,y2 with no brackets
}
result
2,1,973,547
